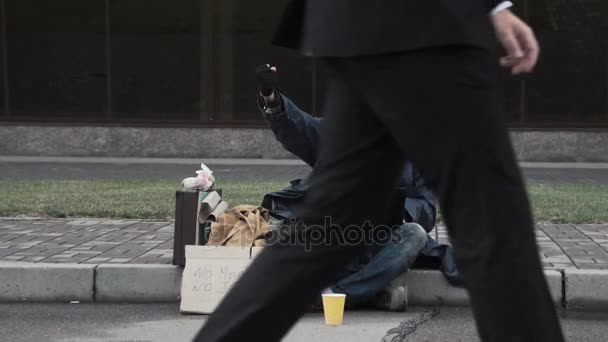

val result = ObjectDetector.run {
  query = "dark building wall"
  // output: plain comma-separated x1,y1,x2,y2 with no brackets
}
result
0,0,606,128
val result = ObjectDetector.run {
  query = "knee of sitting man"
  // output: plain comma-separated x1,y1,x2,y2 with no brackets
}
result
406,222,428,251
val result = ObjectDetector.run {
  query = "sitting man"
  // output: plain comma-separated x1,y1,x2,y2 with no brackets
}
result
256,64,461,311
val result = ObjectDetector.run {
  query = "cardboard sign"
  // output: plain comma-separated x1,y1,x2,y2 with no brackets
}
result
180,245,263,314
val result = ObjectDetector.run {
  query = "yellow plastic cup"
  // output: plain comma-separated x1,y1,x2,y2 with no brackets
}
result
321,293,346,326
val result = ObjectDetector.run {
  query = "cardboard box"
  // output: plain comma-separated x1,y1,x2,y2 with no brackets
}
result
180,245,263,314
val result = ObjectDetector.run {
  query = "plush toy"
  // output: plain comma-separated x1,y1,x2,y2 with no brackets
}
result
182,162,216,191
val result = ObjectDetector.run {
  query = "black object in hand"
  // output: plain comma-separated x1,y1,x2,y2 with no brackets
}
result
256,64,278,96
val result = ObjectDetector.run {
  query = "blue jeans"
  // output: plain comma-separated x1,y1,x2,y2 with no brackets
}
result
331,223,427,302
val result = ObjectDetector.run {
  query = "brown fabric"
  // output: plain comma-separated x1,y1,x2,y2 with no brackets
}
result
207,205,270,247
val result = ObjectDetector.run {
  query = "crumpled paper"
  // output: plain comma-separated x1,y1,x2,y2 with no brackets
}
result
181,162,216,191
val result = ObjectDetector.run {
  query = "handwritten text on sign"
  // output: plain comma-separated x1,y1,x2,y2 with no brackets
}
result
180,247,261,314
190,260,247,295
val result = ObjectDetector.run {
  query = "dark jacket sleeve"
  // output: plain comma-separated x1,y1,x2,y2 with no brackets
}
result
258,93,322,168
399,162,437,233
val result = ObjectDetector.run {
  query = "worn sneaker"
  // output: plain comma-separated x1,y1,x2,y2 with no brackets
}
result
376,285,408,312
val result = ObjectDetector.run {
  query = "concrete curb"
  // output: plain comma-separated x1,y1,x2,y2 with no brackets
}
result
1,262,607,311
401,270,563,307
0,263,95,302
95,264,182,302
565,268,608,311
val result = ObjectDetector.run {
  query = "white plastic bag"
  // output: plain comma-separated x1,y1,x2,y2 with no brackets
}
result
181,162,216,191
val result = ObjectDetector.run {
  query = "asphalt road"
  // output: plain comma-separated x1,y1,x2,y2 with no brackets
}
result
0,304,606,342
0,162,311,182
1,161,608,184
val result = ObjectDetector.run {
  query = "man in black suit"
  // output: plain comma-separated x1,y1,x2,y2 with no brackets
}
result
194,1,564,341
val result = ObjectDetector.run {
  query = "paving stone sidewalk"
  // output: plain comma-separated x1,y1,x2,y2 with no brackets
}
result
434,224,608,270
0,219,174,264
0,218,607,270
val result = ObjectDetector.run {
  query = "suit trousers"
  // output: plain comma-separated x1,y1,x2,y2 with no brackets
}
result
193,47,565,342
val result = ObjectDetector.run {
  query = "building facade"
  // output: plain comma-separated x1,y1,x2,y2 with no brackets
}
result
0,1,607,160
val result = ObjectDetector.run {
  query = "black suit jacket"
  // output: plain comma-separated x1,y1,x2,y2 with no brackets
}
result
273,0,504,57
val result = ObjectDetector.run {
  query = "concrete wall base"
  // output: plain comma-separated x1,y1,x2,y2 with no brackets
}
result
1,125,607,162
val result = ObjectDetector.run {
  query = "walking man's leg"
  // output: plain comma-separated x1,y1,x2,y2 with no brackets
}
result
327,47,564,341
